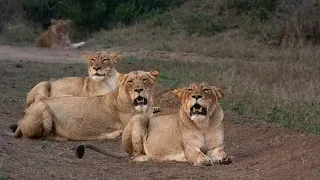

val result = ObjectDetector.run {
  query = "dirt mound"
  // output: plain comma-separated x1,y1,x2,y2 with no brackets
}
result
153,88,181,114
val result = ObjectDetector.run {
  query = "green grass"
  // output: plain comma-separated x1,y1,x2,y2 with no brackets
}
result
0,175,8,180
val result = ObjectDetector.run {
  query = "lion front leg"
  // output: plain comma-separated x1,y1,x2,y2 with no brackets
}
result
206,146,233,164
184,146,213,166
20,101,54,138
122,114,149,162
182,133,213,166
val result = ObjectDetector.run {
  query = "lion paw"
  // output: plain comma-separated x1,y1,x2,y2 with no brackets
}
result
152,107,161,113
214,155,235,165
131,155,150,162
194,154,213,166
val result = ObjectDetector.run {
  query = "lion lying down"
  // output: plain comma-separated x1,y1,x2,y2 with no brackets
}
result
35,19,85,49
76,82,234,166
8,69,160,141
25,51,122,108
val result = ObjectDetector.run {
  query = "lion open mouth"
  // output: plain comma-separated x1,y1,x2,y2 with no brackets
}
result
93,73,105,77
190,104,207,116
133,96,148,106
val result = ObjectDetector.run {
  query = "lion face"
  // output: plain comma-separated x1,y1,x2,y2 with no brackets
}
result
51,19,71,37
172,82,224,121
83,51,121,81
121,69,160,113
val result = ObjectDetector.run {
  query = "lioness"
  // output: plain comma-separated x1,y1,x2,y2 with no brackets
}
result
9,69,159,141
35,19,85,48
25,51,121,108
76,82,233,166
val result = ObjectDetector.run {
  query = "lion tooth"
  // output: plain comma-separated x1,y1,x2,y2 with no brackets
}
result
199,107,202,112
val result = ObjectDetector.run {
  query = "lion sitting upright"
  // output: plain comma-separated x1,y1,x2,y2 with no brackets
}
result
35,19,85,48
8,69,160,141
25,51,122,108
77,82,233,166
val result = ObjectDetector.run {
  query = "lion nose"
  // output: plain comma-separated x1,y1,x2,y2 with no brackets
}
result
93,66,101,71
134,88,144,93
192,95,202,100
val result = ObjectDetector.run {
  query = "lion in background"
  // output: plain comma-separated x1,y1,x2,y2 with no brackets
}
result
25,51,122,108
8,69,160,141
35,19,85,48
76,82,234,166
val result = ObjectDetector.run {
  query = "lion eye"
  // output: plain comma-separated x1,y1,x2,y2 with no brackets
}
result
186,88,192,92
142,78,148,82
203,88,211,92
90,58,95,62
127,80,133,84
103,58,110,62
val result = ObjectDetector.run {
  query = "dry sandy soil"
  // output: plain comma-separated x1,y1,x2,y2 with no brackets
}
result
1,45,320,180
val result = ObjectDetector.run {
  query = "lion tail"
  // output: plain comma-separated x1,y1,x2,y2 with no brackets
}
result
70,41,86,48
76,144,128,159
4,123,22,138
26,81,51,109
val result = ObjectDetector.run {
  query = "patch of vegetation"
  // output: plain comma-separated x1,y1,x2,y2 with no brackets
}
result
0,174,8,180
2,0,185,31
0,22,38,45
39,140,49,149
227,0,279,21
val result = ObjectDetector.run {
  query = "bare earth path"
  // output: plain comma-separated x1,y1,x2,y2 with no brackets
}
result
0,45,320,180
0,45,215,63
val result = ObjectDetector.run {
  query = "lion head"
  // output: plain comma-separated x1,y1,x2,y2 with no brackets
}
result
172,82,224,121
82,51,121,81
51,19,71,38
120,69,160,113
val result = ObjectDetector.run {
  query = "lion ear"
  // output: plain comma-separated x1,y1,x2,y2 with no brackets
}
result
149,69,160,79
172,88,184,99
51,19,57,25
110,52,121,63
120,73,128,85
118,72,125,81
211,86,225,99
82,52,93,63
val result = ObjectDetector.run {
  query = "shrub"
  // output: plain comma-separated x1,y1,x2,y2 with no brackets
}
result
21,0,185,31
0,0,25,31
0,21,38,45
227,0,279,21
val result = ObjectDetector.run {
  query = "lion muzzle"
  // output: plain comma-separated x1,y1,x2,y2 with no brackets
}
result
133,96,148,106
190,104,207,116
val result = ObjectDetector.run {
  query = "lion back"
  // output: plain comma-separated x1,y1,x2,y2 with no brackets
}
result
26,81,51,108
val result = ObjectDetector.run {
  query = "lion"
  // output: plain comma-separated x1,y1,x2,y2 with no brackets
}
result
8,69,159,141
25,51,122,108
76,82,233,166
35,19,85,48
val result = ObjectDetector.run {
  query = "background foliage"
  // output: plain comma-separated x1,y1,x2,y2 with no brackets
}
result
5,0,184,31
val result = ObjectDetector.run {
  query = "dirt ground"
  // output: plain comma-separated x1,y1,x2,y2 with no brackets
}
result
1,45,320,180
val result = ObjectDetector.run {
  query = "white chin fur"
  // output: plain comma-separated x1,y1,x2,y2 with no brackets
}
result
91,75,105,81
191,115,206,121
135,105,147,113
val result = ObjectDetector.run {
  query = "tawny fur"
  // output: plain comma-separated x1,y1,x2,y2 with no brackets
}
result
25,51,122,108
35,19,85,48
11,70,160,141
122,82,233,166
